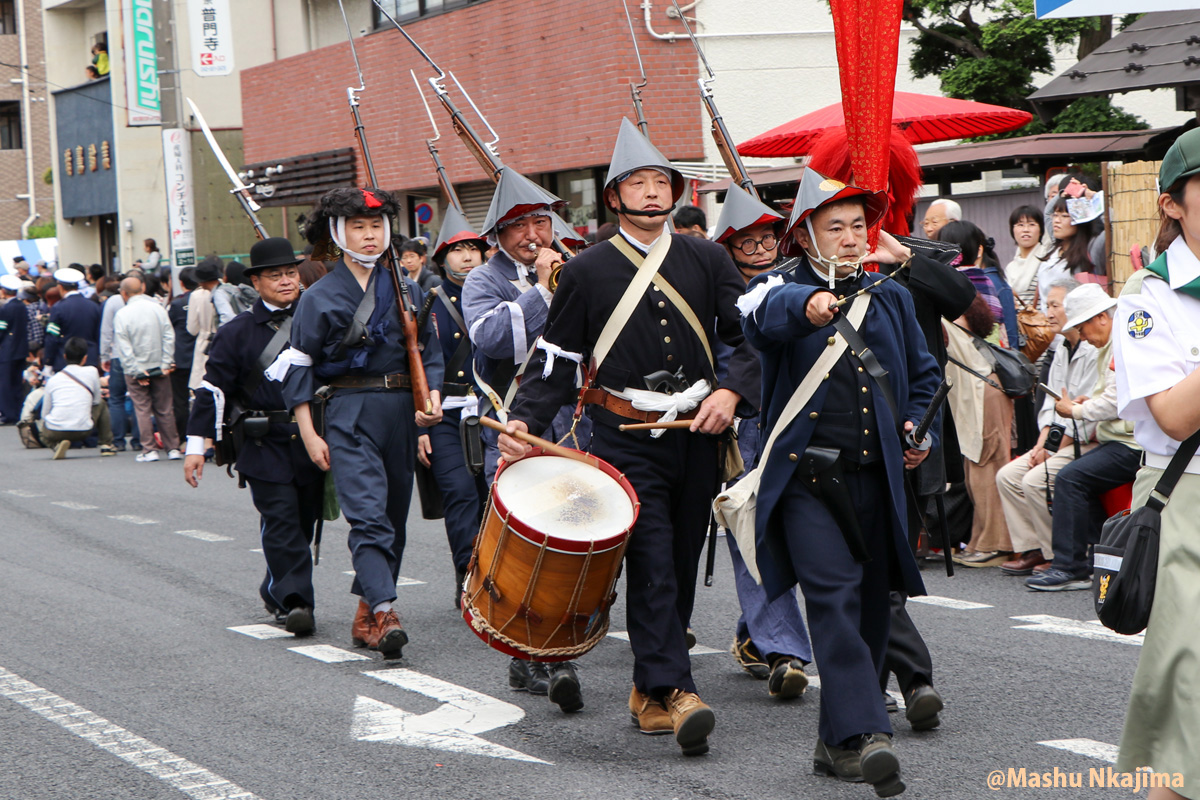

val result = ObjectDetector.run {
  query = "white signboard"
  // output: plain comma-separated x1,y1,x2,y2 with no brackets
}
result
162,129,196,267
187,0,235,77
123,0,160,126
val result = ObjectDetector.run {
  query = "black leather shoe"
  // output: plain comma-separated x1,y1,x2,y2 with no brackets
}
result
454,569,467,610
264,602,287,625
859,733,905,797
508,658,549,695
285,606,315,637
885,692,899,713
547,661,584,713
813,738,864,782
904,683,943,731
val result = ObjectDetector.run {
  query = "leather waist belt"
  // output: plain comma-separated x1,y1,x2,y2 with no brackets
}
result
579,388,699,424
441,382,474,398
244,410,296,424
328,373,412,390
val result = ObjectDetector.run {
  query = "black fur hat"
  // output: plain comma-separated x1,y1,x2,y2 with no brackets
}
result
306,187,400,256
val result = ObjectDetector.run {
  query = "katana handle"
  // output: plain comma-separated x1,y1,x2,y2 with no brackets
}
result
907,379,951,449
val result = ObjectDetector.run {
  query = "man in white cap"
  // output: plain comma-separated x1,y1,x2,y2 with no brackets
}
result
1027,283,1141,591
0,273,29,424
43,266,101,373
498,118,760,757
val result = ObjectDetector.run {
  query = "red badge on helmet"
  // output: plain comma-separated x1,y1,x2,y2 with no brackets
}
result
361,189,383,209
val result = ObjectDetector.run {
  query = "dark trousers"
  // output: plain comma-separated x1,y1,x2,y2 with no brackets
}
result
781,464,894,746
881,592,933,695
326,390,416,608
1051,441,1142,576
171,368,191,444
106,359,139,446
428,409,488,574
0,359,23,423
247,475,322,611
589,422,717,696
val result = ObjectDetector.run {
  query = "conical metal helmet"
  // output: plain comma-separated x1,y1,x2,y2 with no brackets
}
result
551,212,587,250
433,204,488,264
713,185,784,244
778,167,889,256
603,117,686,205
480,167,567,238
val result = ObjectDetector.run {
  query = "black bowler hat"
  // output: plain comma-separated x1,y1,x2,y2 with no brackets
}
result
245,237,304,275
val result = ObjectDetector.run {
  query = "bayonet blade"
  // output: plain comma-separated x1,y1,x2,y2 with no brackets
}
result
186,97,261,212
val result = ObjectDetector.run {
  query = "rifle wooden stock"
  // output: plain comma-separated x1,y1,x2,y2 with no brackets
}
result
385,250,433,415
450,117,503,182
708,118,750,194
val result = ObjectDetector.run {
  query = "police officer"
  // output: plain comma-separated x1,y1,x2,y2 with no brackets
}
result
43,267,101,373
711,186,813,698
270,188,443,659
183,238,324,635
0,273,29,424
417,206,489,605
740,168,942,796
498,118,760,757
461,168,591,710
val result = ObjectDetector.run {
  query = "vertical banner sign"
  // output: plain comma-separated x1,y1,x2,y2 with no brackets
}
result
123,0,160,125
187,0,235,77
163,129,197,267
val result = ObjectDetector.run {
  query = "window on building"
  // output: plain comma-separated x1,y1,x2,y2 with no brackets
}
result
0,1,16,36
0,102,21,150
372,0,478,25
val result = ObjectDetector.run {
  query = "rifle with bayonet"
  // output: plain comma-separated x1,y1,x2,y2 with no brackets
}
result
187,97,269,240
670,0,757,198
334,0,433,415
621,0,651,139
411,69,463,214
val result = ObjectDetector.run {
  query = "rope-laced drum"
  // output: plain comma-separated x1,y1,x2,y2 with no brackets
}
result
461,448,639,662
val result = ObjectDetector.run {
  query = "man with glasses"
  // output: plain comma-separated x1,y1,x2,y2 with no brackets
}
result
183,238,326,636
920,199,961,238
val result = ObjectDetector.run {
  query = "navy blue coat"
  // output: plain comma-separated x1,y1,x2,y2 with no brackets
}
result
188,300,324,486
743,261,942,601
169,291,197,371
430,283,472,395
0,297,28,362
43,293,101,371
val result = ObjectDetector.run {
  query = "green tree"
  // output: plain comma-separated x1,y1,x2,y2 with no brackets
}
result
904,0,1148,135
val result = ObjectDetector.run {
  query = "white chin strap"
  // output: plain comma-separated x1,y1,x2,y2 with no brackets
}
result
330,216,390,269
804,217,866,289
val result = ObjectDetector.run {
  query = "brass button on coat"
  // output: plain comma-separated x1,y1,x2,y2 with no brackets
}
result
789,453,798,462
810,412,819,419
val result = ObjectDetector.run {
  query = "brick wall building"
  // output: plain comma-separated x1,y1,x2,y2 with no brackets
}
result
0,0,53,243
240,0,706,237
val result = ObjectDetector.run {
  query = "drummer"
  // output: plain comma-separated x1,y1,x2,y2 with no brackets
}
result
497,118,760,757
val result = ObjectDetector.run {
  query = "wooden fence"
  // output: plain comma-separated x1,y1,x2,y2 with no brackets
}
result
1106,160,1161,292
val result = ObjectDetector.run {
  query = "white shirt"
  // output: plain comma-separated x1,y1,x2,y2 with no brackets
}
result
42,364,100,431
1115,236,1200,469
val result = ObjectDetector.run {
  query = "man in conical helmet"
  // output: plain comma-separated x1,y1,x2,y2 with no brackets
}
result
739,167,943,795
267,186,445,660
496,117,761,757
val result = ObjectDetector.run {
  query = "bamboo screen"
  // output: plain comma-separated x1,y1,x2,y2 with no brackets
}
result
1107,160,1161,292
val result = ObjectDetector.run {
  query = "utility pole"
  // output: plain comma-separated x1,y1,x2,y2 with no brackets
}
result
153,0,196,270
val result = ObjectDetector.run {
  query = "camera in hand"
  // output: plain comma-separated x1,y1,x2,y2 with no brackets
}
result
1044,423,1066,453
144,367,164,378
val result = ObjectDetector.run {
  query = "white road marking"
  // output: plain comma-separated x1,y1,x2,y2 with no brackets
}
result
342,572,426,586
289,645,369,663
4,489,43,497
606,630,722,655
1039,738,1120,763
805,675,906,711
0,665,261,800
250,548,263,553
227,625,294,640
175,530,234,543
108,515,159,525
1011,615,1144,646
356,669,547,763
908,595,993,610
51,501,98,510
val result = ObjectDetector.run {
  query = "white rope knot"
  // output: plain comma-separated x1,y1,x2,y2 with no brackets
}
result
736,275,783,318
612,379,711,438
264,347,313,383
534,336,583,379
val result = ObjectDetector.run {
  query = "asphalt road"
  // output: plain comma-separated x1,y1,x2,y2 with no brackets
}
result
0,432,1147,800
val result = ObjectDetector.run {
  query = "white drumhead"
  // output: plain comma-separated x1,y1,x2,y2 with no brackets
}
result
496,456,634,541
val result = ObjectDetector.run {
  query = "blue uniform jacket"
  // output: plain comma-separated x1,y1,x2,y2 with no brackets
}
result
460,252,548,388
743,261,941,601
44,293,101,371
0,297,28,362
281,262,443,411
430,283,473,395
188,300,324,486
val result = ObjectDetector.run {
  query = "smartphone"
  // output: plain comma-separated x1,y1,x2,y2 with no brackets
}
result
1062,180,1085,198
1038,383,1062,401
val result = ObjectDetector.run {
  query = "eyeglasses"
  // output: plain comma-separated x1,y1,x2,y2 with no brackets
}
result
1051,212,1074,221
734,234,778,255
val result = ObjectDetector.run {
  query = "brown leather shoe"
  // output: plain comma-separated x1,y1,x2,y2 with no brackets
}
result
664,689,715,756
1000,550,1047,576
629,687,673,735
351,600,374,648
374,609,408,659
1032,561,1053,575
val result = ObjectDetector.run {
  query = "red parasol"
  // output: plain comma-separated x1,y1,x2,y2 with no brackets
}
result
737,92,1034,159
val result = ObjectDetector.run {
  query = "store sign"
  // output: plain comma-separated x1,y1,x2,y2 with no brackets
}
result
187,0,235,77
123,0,160,125
1036,0,1196,16
163,129,197,267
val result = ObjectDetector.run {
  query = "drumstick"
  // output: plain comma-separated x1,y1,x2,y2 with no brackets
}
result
617,420,696,432
479,415,597,466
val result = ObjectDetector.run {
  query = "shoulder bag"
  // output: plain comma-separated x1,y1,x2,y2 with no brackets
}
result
1014,295,1056,363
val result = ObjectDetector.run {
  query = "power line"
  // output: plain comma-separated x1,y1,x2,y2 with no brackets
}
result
0,60,134,114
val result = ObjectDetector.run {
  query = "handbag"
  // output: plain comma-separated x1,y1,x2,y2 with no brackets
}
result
1014,295,1055,363
948,324,1037,398
1093,430,1200,635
